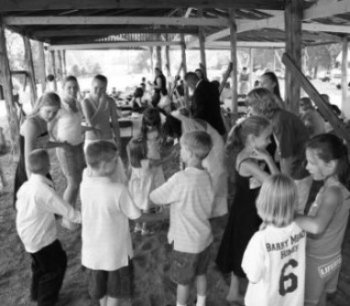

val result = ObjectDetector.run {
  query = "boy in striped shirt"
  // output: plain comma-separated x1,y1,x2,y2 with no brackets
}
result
150,131,214,306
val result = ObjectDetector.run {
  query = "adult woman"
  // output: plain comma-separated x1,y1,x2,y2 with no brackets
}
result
260,71,285,109
50,76,85,226
247,87,309,179
13,92,64,206
164,111,228,218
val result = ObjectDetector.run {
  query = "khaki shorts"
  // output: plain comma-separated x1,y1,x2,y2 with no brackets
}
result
305,254,342,305
87,262,133,300
170,245,211,285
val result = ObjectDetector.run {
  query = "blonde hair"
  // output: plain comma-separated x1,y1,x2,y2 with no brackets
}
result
247,87,281,119
180,130,212,160
256,174,297,227
30,92,61,118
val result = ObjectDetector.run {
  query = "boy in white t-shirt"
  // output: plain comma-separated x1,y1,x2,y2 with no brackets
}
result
80,140,165,306
150,131,214,306
16,149,81,306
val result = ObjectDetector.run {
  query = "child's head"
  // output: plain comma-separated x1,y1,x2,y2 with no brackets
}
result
305,134,350,188
180,131,212,164
28,149,50,175
128,136,148,168
299,97,313,115
226,115,271,154
32,92,61,122
247,87,281,120
141,107,162,136
85,140,118,176
256,174,297,227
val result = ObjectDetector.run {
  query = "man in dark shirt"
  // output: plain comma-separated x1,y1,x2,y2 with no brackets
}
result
150,67,167,107
184,72,226,136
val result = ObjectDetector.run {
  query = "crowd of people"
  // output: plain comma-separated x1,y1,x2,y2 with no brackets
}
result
9,67,350,306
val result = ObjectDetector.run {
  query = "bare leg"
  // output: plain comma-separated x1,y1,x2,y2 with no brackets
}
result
99,296,107,306
196,274,207,296
226,272,243,303
106,296,123,306
61,174,81,230
177,284,190,306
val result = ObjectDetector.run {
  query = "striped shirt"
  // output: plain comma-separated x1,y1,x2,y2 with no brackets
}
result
150,167,214,253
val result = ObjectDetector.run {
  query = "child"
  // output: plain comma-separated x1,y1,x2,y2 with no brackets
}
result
150,131,214,306
127,136,156,235
299,97,326,137
140,107,165,190
80,140,164,306
15,149,81,306
242,174,306,306
295,134,350,306
216,115,279,303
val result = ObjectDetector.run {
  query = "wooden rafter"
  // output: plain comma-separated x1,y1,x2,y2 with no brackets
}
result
3,16,228,27
0,0,285,11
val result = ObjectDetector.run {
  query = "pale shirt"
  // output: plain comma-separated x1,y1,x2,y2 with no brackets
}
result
80,169,141,271
54,99,84,145
16,174,82,253
150,167,214,253
242,222,306,306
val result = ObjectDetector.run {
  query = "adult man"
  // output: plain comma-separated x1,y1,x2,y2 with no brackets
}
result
184,72,226,136
150,67,168,107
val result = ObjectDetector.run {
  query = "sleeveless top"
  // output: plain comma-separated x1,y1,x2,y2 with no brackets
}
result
20,116,49,149
84,96,113,140
306,177,350,258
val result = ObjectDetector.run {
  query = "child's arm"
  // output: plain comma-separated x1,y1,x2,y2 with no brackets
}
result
295,186,340,235
242,232,265,283
108,96,122,152
38,186,81,223
150,174,179,206
241,157,276,184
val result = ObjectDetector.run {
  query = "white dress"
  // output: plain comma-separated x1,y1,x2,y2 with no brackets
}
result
128,160,154,211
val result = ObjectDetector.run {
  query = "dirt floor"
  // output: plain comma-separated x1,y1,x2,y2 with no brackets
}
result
1,140,350,305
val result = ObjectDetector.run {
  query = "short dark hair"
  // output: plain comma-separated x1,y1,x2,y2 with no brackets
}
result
184,72,199,83
93,74,108,85
85,140,117,169
28,149,50,174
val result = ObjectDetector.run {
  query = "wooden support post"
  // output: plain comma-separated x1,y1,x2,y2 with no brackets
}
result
62,50,67,77
180,33,189,104
228,8,238,114
0,24,20,155
341,37,349,118
149,47,154,73
285,0,302,113
50,50,57,91
249,47,254,89
38,41,46,94
198,29,207,77
165,34,171,93
23,36,37,106
156,45,162,70
57,50,64,80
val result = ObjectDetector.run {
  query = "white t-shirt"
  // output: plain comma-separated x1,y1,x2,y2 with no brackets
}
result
150,167,214,253
242,222,306,306
80,170,141,271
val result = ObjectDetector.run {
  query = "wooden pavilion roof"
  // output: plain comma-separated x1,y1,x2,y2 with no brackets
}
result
0,0,349,49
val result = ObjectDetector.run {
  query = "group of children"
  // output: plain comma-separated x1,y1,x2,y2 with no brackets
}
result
14,96,350,306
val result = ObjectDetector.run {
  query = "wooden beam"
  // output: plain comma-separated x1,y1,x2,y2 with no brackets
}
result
341,37,349,118
0,0,285,11
194,0,350,45
156,45,162,70
198,10,207,76
23,36,37,106
37,41,46,94
48,41,182,50
62,50,67,77
32,27,198,38
302,23,350,34
285,0,302,113
229,9,238,114
250,48,254,89
0,24,20,155
201,41,286,49
57,50,64,80
165,34,171,92
3,16,228,27
282,53,350,145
